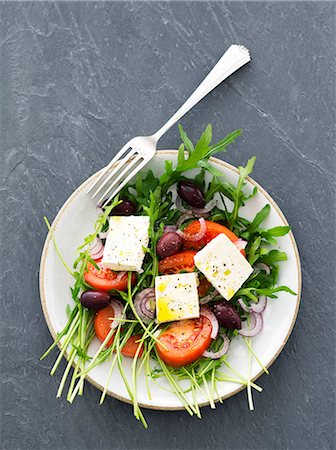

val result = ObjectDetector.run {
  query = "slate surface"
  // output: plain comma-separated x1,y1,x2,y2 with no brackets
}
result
0,2,335,449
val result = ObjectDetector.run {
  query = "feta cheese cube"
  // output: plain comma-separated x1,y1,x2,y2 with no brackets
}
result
155,273,199,323
194,234,253,300
102,215,149,272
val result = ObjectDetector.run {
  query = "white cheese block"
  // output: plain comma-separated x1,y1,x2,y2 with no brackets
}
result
102,215,150,272
155,273,200,323
194,233,253,300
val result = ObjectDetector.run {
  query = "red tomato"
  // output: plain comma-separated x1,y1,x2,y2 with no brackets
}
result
94,306,143,357
84,259,136,292
120,334,144,358
94,305,115,347
158,251,197,274
156,317,212,367
198,277,213,297
182,220,246,256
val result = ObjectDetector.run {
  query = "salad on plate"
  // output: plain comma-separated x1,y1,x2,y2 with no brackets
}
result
41,124,295,427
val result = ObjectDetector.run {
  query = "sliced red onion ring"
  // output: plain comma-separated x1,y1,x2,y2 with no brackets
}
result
110,299,125,330
238,312,263,337
200,289,219,304
90,237,102,253
192,199,217,215
177,217,206,241
202,334,230,359
200,306,219,339
115,271,127,282
91,247,104,260
237,296,267,314
99,230,109,239
90,238,104,260
237,298,250,313
176,211,195,229
235,239,248,251
254,263,271,275
163,225,177,233
250,296,267,314
134,288,156,325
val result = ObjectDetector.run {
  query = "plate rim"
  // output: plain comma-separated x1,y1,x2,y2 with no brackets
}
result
39,150,302,410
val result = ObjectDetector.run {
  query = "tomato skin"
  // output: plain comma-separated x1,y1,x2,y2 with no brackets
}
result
94,305,115,347
158,251,197,274
182,220,246,256
198,277,213,297
84,260,136,292
120,334,144,358
94,307,143,357
156,317,212,367
183,220,239,250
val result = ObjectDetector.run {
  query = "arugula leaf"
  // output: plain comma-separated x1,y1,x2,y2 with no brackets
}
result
230,156,256,225
247,205,271,233
204,129,242,159
262,226,291,237
248,236,262,265
178,124,194,154
258,249,288,265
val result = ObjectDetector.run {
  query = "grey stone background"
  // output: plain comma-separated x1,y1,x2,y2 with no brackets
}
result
0,2,335,449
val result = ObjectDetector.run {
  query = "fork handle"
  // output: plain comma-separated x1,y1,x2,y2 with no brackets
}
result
153,45,250,141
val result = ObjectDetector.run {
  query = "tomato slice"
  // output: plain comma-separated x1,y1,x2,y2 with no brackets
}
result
197,277,213,297
84,259,136,292
156,317,212,367
94,306,143,357
182,220,245,255
94,305,115,347
120,334,144,358
158,251,197,274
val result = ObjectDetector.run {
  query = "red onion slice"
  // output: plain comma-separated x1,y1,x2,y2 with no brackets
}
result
254,263,271,275
90,237,102,253
91,247,104,261
163,225,177,233
96,206,104,216
238,312,263,337
192,199,217,215
177,217,207,241
250,296,267,314
176,211,195,229
202,334,230,359
235,239,248,251
99,230,109,239
114,271,127,282
90,238,104,260
134,288,156,324
110,299,125,330
200,306,219,339
237,296,267,314
200,289,219,304
237,298,251,313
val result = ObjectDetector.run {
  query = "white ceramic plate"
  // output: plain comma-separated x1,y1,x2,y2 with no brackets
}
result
39,151,301,410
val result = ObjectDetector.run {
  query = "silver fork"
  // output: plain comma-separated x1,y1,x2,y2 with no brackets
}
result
87,44,251,206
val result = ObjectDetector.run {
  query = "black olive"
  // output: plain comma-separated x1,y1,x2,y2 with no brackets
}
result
213,301,242,329
80,291,111,311
156,232,183,259
177,180,206,208
109,199,137,216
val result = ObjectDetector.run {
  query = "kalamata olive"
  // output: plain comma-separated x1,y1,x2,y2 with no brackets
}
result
80,290,111,311
156,232,183,259
213,301,242,329
177,180,206,208
110,200,136,216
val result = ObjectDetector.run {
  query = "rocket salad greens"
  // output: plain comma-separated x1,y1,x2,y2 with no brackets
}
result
41,124,295,427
